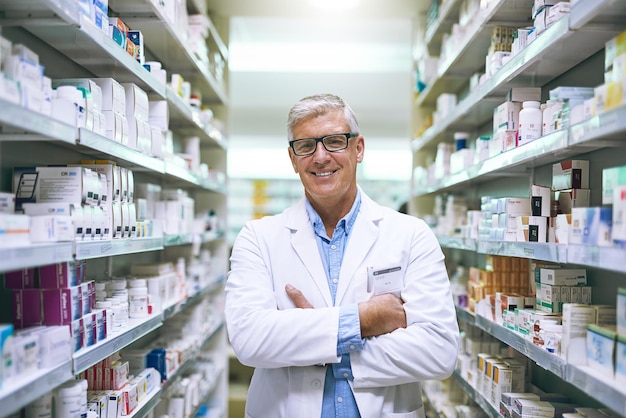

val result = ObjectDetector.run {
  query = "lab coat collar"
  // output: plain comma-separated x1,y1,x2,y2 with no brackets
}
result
284,187,384,307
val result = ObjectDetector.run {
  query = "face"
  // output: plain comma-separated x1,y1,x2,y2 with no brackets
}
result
288,110,364,208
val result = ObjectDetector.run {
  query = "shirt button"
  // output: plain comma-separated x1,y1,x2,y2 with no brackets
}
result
311,379,322,389
349,344,355,350
331,244,337,250
332,278,338,284
343,372,349,378
337,396,343,403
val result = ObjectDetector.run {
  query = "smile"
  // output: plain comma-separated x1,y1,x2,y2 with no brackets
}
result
314,170,336,177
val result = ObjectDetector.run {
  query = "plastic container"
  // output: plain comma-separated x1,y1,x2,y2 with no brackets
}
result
106,298,123,331
542,100,564,135
25,392,52,418
542,323,562,355
518,100,542,145
129,285,149,318
453,132,469,151
54,381,82,418
110,295,129,327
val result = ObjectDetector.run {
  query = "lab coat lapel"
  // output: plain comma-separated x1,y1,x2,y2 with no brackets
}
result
336,196,381,305
287,201,333,307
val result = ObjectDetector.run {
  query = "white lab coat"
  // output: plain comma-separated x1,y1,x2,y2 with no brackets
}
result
225,190,459,418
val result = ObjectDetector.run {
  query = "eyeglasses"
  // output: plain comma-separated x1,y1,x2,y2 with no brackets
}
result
289,132,358,156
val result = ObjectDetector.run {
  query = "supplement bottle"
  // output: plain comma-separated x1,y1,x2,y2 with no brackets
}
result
518,100,542,145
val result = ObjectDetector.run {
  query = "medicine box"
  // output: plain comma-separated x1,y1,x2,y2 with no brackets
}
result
493,101,522,133
531,184,552,217
498,197,531,215
4,268,36,288
556,188,590,214
539,268,586,286
569,207,612,246
42,286,82,325
617,288,626,335
12,289,42,328
586,324,616,375
562,303,596,365
552,160,589,190
516,215,548,242
615,334,626,386
613,185,626,246
603,165,626,205
39,261,80,288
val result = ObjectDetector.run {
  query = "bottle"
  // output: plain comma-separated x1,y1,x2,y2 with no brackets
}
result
518,100,542,145
128,279,149,318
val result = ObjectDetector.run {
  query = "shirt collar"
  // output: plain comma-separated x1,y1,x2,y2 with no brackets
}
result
305,190,362,239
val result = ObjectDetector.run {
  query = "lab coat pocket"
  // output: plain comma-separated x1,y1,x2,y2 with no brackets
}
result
382,405,425,418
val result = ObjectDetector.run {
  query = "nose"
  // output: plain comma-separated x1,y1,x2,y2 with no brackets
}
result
311,141,331,162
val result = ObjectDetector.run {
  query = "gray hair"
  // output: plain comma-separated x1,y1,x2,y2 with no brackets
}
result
287,94,360,141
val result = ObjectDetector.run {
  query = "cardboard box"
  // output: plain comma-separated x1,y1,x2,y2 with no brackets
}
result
569,207,612,246
516,215,548,242
552,160,589,191
586,324,616,375
531,184,552,217
603,165,626,205
556,189,590,215
562,304,595,365
539,268,586,286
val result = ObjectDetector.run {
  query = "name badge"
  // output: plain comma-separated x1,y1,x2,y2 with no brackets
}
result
367,265,403,296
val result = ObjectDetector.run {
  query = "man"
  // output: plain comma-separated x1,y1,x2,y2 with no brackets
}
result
225,94,459,418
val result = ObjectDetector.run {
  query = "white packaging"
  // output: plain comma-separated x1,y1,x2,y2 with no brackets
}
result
540,268,587,286
493,101,522,133
570,207,612,246
562,303,595,365
148,100,169,131
552,159,589,190
516,215,548,242
531,184,552,217
613,185,626,246
518,101,542,145
91,78,126,115
556,188,591,214
55,381,83,418
586,324,616,375
29,215,74,242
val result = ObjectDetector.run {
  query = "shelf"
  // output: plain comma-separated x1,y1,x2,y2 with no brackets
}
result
107,0,227,105
474,314,567,378
0,242,74,274
0,360,73,416
569,105,626,146
163,233,194,247
566,364,626,416
77,129,166,174
164,163,227,194
567,245,626,274
75,237,164,260
423,0,461,57
437,236,477,251
73,314,163,373
128,387,162,418
417,0,534,109
0,98,76,144
413,10,623,153
455,305,476,326
569,0,626,30
477,240,567,263
451,369,500,418
162,279,222,321
166,89,227,150
0,5,167,97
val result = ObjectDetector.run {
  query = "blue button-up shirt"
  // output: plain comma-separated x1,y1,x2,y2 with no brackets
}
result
305,193,364,418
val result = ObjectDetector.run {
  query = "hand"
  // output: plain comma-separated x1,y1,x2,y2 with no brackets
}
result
358,293,406,338
285,284,314,309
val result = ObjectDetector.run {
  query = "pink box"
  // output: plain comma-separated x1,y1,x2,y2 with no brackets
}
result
12,289,42,328
39,262,81,288
42,287,82,325
4,268,36,288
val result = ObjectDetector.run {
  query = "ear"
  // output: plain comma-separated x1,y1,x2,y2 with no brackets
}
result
356,136,365,163
288,147,298,173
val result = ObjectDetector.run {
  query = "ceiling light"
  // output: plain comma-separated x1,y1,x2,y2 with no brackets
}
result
310,0,360,12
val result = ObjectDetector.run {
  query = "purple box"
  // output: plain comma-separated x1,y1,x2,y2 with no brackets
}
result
42,287,82,325
39,262,80,288
12,289,42,329
4,268,36,288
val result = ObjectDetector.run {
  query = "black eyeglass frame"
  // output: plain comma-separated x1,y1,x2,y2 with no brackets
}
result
288,132,358,156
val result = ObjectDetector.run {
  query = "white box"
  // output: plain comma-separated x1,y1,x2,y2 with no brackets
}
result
602,165,626,205
29,215,74,242
613,185,626,246
540,268,586,286
516,215,547,242
531,184,552,217
569,207,612,246
148,100,169,131
499,197,531,215
586,324,616,375
556,188,590,214
552,160,589,190
92,78,126,115
121,83,149,122
493,101,522,133
562,303,596,365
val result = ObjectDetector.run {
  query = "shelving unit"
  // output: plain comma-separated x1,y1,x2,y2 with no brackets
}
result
413,0,626,414
0,0,230,415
